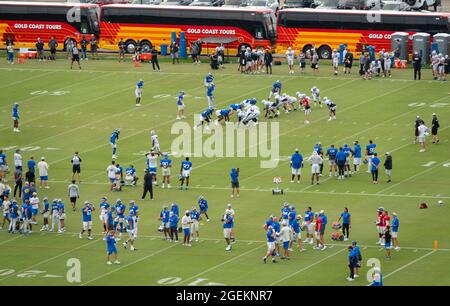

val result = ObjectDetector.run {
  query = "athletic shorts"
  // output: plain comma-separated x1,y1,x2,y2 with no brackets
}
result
300,62,306,68
162,168,171,177
43,212,49,219
384,243,391,250
311,63,318,69
135,89,143,98
70,197,77,203
392,231,398,239
223,228,232,239
304,108,311,115
59,213,66,220
287,59,294,66
353,158,361,165
40,176,48,181
73,165,81,173
291,167,301,175
72,54,80,62
83,221,92,230
231,181,239,188
328,159,336,166
191,221,199,232
183,228,190,236
177,104,185,110
182,170,191,178
31,208,38,216
148,167,157,174
418,136,425,143
107,247,117,255
311,164,320,174
267,242,275,253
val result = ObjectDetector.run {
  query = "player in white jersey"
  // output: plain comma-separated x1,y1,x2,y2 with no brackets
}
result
150,130,162,155
241,105,260,127
332,49,340,75
431,51,439,79
323,97,337,121
145,151,160,185
438,54,445,80
383,53,392,78
275,94,290,114
286,47,295,74
262,99,278,119
310,86,322,107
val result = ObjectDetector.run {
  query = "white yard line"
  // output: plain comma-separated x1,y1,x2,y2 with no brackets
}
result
270,248,347,285
1,66,443,83
376,159,450,195
46,179,450,199
0,239,98,282
383,250,436,279
80,243,178,285
0,235,22,246
176,244,265,286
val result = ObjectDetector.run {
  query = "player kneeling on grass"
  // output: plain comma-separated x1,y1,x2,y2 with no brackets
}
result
263,225,277,263
123,214,137,251
194,108,213,131
215,108,231,125
80,201,94,240
182,210,192,247
106,230,120,265
222,211,234,251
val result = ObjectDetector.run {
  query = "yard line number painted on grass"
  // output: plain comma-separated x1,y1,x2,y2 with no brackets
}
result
157,277,224,286
422,161,450,168
30,90,70,96
408,102,449,108
0,269,62,279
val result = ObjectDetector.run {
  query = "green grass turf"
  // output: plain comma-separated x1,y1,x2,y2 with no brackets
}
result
0,57,449,286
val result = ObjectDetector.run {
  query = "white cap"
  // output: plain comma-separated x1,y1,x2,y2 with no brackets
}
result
319,210,324,214
41,157,45,160
227,203,232,208
392,212,397,216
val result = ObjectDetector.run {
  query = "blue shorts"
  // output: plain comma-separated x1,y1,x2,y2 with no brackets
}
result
107,247,117,255
200,209,208,213
148,167,157,174
32,208,38,216
110,142,116,148
40,176,48,181
183,228,190,236
385,242,391,249
320,225,326,235
3,213,9,218
283,241,289,250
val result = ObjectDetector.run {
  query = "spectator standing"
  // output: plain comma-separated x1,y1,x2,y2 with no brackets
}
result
141,169,154,200
27,156,36,174
412,51,422,80
25,168,35,184
71,152,82,181
168,211,179,242
65,39,74,60
337,207,351,241
371,153,380,184
68,180,79,211
37,157,49,189
6,43,14,64
80,35,88,60
13,149,22,171
311,51,319,73
90,34,98,59
347,246,357,282
150,47,160,71
170,41,179,64
35,38,45,61
431,113,440,144
344,49,353,74
190,41,199,64
230,168,239,198
383,152,392,183
359,52,366,76
118,38,125,62
13,168,22,198
48,37,58,60
264,48,273,74
444,55,449,81
70,43,81,70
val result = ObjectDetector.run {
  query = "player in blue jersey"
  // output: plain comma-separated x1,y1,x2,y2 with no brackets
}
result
313,142,324,176
79,201,95,240
326,145,338,177
123,214,137,251
353,141,362,172
179,157,192,190
204,72,214,87
228,103,242,116
194,108,213,130
176,90,186,120
0,149,7,182
190,206,200,242
336,147,347,180
106,230,120,265
215,108,231,125
113,199,126,240
40,197,50,231
57,199,66,233
198,195,210,222
158,205,170,240
222,211,234,251
160,153,172,189
342,144,353,177
392,212,400,250
370,266,383,286
268,80,281,99
292,214,306,252
135,79,144,106
124,165,138,186
280,202,290,223
264,215,274,231
129,200,139,239
303,206,315,244
12,102,20,132
371,153,381,184
206,82,215,110
110,128,120,159
263,225,277,263
290,149,303,183
168,211,179,242
365,140,377,174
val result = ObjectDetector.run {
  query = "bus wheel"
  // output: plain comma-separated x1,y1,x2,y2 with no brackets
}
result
125,40,137,54
318,45,332,59
140,40,153,53
302,44,313,55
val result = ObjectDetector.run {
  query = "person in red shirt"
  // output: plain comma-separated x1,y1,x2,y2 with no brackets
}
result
381,210,390,245
302,96,311,124
314,214,324,250
376,208,384,245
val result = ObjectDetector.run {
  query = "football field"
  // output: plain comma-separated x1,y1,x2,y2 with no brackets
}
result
0,57,449,286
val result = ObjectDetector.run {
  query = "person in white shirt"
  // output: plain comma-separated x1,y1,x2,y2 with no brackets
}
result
279,221,291,259
308,151,323,185
286,47,295,74
417,123,429,152
30,192,39,225
225,203,236,242
14,149,22,171
106,161,118,191
181,210,192,247
37,157,49,189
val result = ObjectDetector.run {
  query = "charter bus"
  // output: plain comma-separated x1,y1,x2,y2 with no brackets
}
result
0,1,100,49
276,8,450,58
99,4,277,54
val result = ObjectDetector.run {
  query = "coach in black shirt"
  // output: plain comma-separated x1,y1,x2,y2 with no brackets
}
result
264,49,273,74
412,51,422,80
141,169,153,200
151,47,160,71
